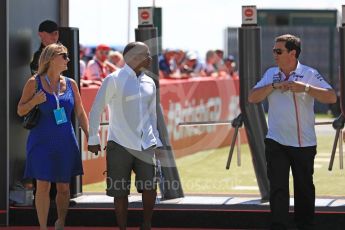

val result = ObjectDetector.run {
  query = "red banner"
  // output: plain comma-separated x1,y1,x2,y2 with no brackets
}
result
81,76,244,184
160,76,242,157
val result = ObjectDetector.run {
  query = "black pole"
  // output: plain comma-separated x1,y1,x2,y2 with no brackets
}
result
58,27,82,198
329,10,345,171
339,26,345,116
0,0,8,225
328,115,345,170
238,26,270,201
135,25,184,199
226,114,243,169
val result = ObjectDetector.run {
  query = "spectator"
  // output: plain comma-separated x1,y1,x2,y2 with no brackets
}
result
83,44,117,81
215,49,226,71
109,50,125,68
223,55,238,79
30,20,59,75
175,49,186,70
180,51,203,77
203,50,218,77
18,43,89,230
79,44,86,79
159,49,178,78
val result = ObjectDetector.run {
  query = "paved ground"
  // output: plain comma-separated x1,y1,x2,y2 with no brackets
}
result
71,194,345,207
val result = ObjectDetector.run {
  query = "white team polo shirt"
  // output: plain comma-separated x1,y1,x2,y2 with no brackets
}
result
254,62,332,147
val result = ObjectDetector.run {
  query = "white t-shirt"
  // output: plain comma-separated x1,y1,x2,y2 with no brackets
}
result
83,59,111,80
254,62,332,147
204,63,216,76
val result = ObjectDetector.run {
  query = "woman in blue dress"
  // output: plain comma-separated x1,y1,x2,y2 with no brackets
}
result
17,43,89,230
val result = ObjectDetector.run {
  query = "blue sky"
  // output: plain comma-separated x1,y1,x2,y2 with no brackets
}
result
70,0,343,58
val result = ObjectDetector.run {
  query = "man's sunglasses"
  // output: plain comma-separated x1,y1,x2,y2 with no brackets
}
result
99,50,109,55
273,48,289,55
58,53,69,60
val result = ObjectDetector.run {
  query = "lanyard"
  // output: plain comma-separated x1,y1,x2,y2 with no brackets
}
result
95,60,107,78
45,75,61,108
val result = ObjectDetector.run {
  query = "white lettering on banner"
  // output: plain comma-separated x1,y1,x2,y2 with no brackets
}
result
228,96,240,120
167,97,222,141
82,111,108,161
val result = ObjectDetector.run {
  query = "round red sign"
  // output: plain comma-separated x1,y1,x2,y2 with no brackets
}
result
244,8,254,17
141,11,150,20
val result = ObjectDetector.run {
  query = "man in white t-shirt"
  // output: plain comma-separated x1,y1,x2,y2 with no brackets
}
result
248,34,336,230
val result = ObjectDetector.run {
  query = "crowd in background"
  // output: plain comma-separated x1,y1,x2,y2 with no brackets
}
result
80,44,125,86
159,48,238,79
80,44,238,87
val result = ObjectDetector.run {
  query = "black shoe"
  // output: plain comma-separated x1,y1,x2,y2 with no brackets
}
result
69,200,77,207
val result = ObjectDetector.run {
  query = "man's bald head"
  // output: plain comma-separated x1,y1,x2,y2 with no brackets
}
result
123,42,149,61
123,42,151,73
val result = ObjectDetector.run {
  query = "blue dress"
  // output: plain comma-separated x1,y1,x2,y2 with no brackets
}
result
24,76,83,183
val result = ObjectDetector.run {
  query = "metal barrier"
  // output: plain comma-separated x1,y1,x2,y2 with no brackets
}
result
326,115,344,170
179,114,345,174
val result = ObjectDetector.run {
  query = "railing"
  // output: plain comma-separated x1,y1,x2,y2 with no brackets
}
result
179,115,345,171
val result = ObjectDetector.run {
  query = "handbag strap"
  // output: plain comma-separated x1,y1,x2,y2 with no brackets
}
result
33,75,39,108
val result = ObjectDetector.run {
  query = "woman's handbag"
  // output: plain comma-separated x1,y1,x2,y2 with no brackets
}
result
22,76,40,129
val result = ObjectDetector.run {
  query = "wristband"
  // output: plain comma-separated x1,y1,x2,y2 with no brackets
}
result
272,82,276,89
304,84,310,92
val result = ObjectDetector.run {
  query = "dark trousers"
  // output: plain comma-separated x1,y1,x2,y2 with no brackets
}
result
265,138,316,230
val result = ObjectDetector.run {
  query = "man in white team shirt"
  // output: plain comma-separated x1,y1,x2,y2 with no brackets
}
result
88,42,162,230
248,34,336,230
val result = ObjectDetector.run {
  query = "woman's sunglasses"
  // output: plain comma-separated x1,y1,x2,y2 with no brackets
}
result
58,53,69,60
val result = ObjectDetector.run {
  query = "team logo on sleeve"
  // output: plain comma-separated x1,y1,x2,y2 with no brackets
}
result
273,72,282,83
294,74,304,81
315,73,324,81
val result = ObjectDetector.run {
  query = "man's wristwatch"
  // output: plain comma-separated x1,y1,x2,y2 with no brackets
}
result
272,82,276,89
304,84,310,93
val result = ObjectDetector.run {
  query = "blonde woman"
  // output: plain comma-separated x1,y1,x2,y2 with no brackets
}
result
17,43,89,230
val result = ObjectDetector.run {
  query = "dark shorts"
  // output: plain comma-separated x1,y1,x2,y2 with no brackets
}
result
105,141,157,197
